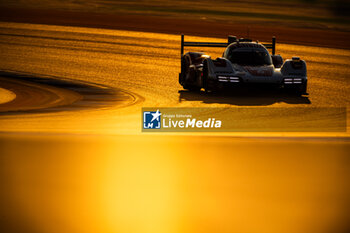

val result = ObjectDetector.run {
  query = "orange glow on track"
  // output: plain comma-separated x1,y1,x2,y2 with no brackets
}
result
1,135,349,233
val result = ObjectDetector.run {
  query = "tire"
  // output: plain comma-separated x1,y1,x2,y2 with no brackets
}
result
301,80,308,94
183,84,201,92
294,88,303,96
188,86,201,92
286,84,305,96
181,57,200,91
179,57,186,85
296,82,308,96
203,61,210,93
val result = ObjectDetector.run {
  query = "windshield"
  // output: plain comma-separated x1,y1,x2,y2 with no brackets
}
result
227,49,272,66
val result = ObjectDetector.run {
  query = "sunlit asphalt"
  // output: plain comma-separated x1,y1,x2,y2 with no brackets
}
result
0,22,349,233
0,22,349,135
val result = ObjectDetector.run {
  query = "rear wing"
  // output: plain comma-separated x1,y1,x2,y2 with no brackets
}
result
180,35,276,56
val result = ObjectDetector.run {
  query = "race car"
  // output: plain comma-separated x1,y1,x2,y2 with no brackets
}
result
178,35,307,95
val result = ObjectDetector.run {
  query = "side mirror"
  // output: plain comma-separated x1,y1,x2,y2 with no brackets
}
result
228,35,237,44
271,55,283,68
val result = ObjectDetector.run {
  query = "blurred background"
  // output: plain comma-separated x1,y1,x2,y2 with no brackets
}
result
1,0,349,30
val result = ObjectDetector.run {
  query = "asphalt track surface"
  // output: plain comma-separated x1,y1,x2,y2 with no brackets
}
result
0,22,349,135
0,22,349,233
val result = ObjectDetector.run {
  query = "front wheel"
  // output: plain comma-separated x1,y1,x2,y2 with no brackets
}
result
286,84,307,96
202,61,210,93
296,81,308,96
183,84,201,92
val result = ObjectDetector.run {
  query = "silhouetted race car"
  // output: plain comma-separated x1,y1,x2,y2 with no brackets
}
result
179,35,307,95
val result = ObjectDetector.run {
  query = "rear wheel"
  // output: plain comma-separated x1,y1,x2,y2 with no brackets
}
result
285,84,306,96
202,61,210,93
179,57,187,85
185,85,201,92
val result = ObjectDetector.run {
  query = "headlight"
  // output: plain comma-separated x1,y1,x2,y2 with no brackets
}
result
284,78,302,84
217,76,240,83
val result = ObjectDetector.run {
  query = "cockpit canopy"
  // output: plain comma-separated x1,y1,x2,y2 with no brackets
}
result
224,42,272,66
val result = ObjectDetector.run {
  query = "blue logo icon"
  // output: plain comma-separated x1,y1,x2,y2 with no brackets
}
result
143,110,161,129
